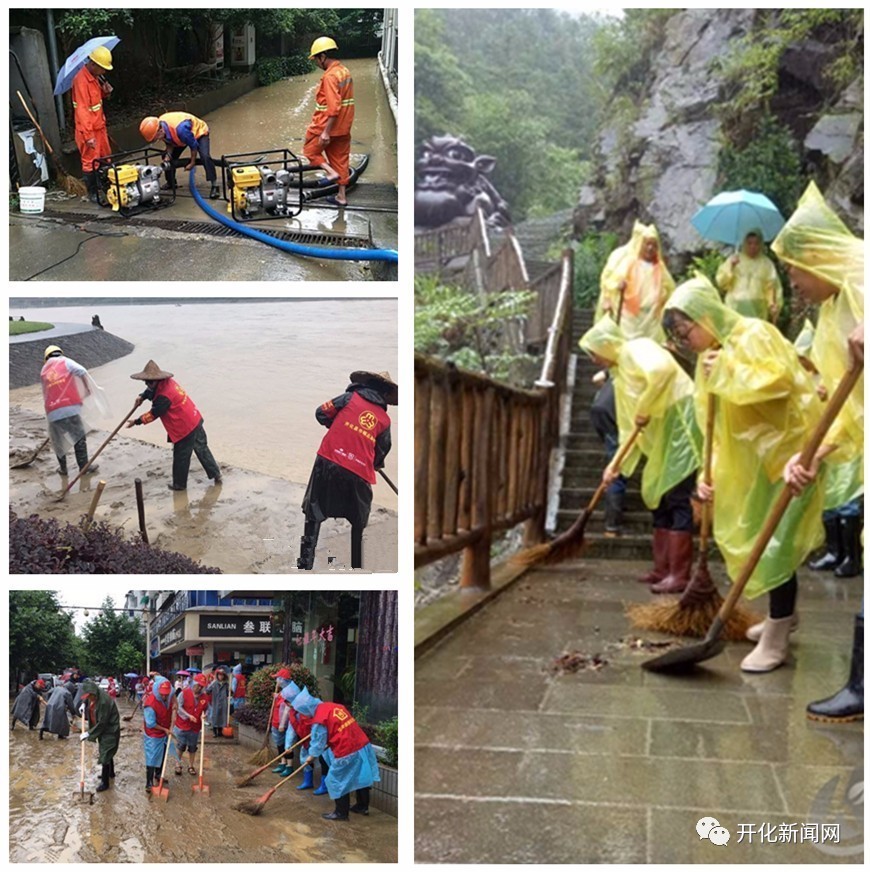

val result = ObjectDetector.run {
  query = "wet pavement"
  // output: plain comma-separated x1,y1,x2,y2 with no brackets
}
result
10,59,397,282
9,699,397,862
415,559,863,863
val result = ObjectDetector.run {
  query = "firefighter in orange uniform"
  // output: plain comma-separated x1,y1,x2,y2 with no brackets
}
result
298,371,396,570
139,112,220,199
303,37,355,207
125,360,222,491
72,46,114,202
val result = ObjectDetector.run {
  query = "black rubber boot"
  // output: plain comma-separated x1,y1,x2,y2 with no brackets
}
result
96,763,111,791
297,518,321,570
109,759,116,779
84,171,99,203
834,517,863,578
74,438,97,474
146,766,154,790
57,456,68,476
809,517,843,571
351,525,363,569
807,615,863,723
209,183,220,200
39,728,44,740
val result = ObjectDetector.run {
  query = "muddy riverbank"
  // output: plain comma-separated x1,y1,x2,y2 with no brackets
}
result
9,698,397,862
10,406,397,573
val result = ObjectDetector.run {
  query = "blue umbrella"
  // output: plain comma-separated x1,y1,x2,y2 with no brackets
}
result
53,36,120,96
124,672,139,678
691,189,785,246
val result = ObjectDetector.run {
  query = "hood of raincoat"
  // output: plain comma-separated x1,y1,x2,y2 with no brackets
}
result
280,681,302,704
81,679,99,697
665,274,741,346
793,319,815,357
152,676,171,698
233,664,243,675
579,315,625,364
771,181,864,293
291,687,322,718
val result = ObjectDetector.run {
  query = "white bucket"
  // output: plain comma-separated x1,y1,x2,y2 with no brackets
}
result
19,186,46,214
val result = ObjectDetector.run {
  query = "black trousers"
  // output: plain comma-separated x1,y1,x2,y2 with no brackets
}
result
172,421,220,488
335,786,370,815
167,134,216,184
651,473,696,532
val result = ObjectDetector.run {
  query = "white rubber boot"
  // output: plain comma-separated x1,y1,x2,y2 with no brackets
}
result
741,615,793,673
746,612,799,642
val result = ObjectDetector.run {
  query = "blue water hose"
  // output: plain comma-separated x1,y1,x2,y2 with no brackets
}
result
188,167,398,263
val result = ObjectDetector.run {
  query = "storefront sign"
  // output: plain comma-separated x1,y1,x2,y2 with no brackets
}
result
160,624,184,648
199,615,273,637
186,646,204,655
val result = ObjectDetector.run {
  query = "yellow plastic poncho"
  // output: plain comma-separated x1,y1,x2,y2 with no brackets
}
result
664,276,825,599
596,221,675,342
579,316,702,510
715,233,784,321
772,181,864,509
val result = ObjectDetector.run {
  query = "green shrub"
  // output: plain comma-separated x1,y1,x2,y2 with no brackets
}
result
569,231,619,310
375,715,398,767
283,51,312,77
256,57,285,87
245,662,320,713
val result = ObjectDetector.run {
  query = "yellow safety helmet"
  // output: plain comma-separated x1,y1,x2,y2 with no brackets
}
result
139,116,160,142
89,46,113,71
308,37,338,59
44,345,63,361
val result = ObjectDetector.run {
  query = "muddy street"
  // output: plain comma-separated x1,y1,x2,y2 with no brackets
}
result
9,699,397,863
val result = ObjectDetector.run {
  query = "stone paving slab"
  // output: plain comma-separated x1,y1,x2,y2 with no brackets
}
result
415,559,863,863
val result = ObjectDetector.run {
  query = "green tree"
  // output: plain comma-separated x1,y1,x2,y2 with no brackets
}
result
80,597,145,676
9,591,77,688
114,641,144,676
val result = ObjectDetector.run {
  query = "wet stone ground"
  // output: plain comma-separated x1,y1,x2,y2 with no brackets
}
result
9,700,397,863
415,559,863,863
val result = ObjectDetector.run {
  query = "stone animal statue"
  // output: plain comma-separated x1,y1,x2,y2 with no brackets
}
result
414,134,511,229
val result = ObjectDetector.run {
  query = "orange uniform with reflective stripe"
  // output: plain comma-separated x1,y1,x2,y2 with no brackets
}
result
308,62,354,137
159,112,209,146
72,65,111,172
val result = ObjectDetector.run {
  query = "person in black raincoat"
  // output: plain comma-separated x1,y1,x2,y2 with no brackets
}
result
11,679,47,730
80,679,121,792
298,370,397,570
40,684,77,740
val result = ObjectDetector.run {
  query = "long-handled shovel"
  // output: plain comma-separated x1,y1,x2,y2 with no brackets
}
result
234,761,309,816
512,423,645,568
11,437,50,469
151,732,175,801
122,698,142,722
222,689,234,738
191,717,209,796
74,710,94,804
248,681,279,765
57,403,138,501
236,734,311,787
643,360,863,673
378,469,398,494
627,395,759,640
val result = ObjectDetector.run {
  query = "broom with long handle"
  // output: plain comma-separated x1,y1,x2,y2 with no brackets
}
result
236,734,310,787
627,394,759,640
234,761,310,816
512,423,645,568
248,681,280,765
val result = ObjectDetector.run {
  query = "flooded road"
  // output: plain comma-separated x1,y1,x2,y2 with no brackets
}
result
9,699,397,863
9,300,398,512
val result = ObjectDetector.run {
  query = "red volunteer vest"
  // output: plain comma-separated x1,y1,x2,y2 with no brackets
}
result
272,695,287,729
317,393,389,484
233,673,246,699
41,358,82,413
175,687,205,731
312,702,369,759
154,378,202,442
160,111,209,146
143,693,172,738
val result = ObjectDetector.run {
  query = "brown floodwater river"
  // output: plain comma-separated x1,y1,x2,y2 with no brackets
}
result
9,300,398,513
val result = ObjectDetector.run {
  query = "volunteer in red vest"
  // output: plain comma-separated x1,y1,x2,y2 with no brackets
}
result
125,360,222,491
139,112,220,199
172,672,209,777
278,680,329,793
292,687,380,821
269,668,293,767
142,675,173,792
40,345,99,477
304,37,355,207
231,664,247,712
298,370,396,570
72,46,114,203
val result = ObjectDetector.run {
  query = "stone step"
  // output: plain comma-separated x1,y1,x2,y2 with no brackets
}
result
557,486,646,512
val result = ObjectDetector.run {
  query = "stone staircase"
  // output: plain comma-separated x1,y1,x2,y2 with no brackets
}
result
555,308,654,560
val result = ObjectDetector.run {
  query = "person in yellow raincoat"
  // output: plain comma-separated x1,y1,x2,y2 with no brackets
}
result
662,275,825,673
579,316,702,593
595,221,675,341
715,230,784,322
772,181,864,722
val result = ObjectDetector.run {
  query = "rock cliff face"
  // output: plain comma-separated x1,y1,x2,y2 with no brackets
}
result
574,9,863,262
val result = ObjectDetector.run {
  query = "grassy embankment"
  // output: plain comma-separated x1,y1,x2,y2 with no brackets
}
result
9,321,54,336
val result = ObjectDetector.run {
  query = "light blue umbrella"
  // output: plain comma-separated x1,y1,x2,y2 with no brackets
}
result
691,189,785,246
53,36,120,96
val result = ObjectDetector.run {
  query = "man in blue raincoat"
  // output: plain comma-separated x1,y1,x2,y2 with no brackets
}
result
142,676,173,792
292,687,380,821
